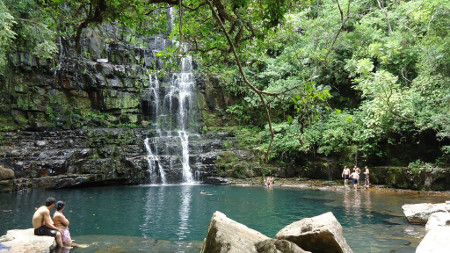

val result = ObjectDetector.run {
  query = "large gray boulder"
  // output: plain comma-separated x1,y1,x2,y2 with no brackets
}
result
201,211,270,253
402,203,449,224
255,239,311,253
425,212,450,231
416,226,450,253
276,212,353,253
0,228,56,253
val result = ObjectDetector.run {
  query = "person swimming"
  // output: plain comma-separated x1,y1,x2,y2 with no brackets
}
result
200,189,213,195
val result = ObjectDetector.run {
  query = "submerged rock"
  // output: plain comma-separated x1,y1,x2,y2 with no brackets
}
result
416,226,450,253
0,228,56,253
275,212,353,253
402,203,449,224
201,211,270,253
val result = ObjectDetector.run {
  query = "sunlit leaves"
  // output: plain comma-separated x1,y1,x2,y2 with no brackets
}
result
0,0,16,67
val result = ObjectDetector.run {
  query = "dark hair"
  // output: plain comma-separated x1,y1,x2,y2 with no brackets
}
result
45,197,56,207
56,201,66,211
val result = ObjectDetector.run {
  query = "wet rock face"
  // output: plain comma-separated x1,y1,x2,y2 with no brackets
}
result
0,129,149,190
0,22,259,188
0,127,245,190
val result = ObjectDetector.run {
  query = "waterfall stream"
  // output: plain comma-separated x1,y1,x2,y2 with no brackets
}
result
144,24,197,183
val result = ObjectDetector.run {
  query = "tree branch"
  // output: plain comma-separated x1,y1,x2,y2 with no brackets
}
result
323,0,352,63
376,0,392,34
206,0,274,162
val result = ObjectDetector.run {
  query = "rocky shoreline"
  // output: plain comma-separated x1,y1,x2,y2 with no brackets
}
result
225,177,450,196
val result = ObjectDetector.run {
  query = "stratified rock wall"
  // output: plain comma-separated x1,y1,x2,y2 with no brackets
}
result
0,129,149,190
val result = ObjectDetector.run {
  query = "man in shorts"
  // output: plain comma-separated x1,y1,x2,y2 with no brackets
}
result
32,197,63,247
342,166,351,186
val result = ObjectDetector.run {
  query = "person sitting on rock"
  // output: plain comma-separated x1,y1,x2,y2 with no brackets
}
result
32,197,64,248
53,201,73,248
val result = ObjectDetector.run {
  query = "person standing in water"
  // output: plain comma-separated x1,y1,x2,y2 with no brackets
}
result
350,169,359,190
53,201,73,248
32,197,64,248
364,166,370,188
342,166,351,186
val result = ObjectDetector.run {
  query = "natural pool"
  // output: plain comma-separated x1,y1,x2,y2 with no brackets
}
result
0,184,447,252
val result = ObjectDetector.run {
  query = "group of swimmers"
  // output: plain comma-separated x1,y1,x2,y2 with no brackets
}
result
342,165,370,190
32,197,73,250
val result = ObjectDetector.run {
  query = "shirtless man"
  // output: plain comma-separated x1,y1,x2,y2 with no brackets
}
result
53,201,73,247
32,197,63,248
341,166,351,186
350,169,359,190
363,166,370,188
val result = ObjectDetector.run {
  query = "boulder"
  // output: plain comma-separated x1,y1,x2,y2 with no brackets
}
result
416,226,450,253
203,176,229,185
402,203,449,224
276,212,353,253
0,165,15,180
201,211,270,253
425,212,450,231
255,239,311,253
0,228,56,253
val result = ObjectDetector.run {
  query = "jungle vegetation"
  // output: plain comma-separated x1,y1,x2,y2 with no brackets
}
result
0,0,449,168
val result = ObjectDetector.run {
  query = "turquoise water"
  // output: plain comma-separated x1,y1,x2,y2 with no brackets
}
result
0,185,447,252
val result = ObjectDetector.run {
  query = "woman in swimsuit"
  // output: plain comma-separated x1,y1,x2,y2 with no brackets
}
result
53,201,73,248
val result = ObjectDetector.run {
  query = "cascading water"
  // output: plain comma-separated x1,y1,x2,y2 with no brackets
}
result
173,56,195,183
145,74,167,184
144,9,198,183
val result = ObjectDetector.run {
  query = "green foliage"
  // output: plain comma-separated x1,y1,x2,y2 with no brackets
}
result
1,0,58,66
0,0,447,169
215,0,449,167
408,160,433,174
0,0,16,68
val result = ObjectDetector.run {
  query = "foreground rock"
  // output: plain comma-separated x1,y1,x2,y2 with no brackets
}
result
255,239,310,253
416,226,450,253
402,203,449,224
200,211,352,253
276,212,353,253
0,228,56,253
425,212,450,231
201,211,270,252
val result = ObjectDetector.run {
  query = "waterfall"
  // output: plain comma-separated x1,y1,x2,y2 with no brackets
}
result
174,56,195,183
145,75,167,184
144,11,197,183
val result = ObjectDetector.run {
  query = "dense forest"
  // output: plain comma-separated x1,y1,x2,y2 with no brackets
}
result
0,0,448,175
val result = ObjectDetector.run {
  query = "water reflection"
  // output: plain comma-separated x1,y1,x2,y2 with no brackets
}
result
177,186,192,244
343,189,373,225
140,186,166,237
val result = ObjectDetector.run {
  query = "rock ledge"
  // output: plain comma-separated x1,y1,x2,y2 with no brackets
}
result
0,228,56,253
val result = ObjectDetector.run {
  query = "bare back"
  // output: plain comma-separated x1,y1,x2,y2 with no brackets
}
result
32,206,51,229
